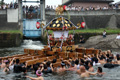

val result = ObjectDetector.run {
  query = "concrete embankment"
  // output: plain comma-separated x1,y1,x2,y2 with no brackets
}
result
0,33,22,48
77,34,120,49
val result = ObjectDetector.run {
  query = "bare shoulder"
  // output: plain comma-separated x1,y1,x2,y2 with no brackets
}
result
38,77,44,80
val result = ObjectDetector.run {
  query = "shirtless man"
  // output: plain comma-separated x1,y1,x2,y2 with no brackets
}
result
88,62,94,72
97,54,106,64
26,70,44,80
65,60,76,71
78,66,97,78
96,67,105,77
1,60,7,69
57,62,66,73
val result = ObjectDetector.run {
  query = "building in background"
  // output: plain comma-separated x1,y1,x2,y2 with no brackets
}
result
62,0,114,10
116,1,120,9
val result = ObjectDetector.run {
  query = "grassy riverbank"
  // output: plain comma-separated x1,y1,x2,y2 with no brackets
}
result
69,29,120,34
48,29,120,34
0,30,23,39
0,30,22,35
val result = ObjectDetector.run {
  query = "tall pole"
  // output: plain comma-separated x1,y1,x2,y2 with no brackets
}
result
40,0,46,36
13,0,14,8
40,0,45,21
18,0,23,31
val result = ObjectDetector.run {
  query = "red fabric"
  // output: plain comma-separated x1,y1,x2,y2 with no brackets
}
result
60,36,63,39
36,22,40,29
63,26,67,30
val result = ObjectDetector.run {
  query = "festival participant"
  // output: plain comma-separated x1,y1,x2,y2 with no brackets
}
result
65,59,76,71
80,59,85,66
57,62,66,73
84,60,90,70
9,57,16,71
80,66,97,78
116,54,120,64
1,60,7,69
42,62,53,74
76,66,82,75
49,34,53,41
42,64,48,74
26,70,44,80
3,62,10,74
88,62,94,72
13,59,22,73
103,59,119,68
97,54,106,64
46,61,54,73
98,57,106,64
96,67,105,77
38,63,44,72
91,54,99,66
69,34,74,40
74,59,80,69
107,50,112,55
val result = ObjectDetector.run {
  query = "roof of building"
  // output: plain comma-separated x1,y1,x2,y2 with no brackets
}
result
63,0,114,5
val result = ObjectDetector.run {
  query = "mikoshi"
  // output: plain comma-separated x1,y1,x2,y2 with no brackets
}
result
43,16,79,51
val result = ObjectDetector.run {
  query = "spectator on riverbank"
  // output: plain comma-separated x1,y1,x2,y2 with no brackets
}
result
103,30,106,38
0,2,18,10
79,35,85,43
116,33,120,39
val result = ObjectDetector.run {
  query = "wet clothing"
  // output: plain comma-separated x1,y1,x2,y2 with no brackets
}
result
42,67,52,74
47,67,52,73
104,63,114,68
91,57,98,63
104,63,119,68
97,73,103,77
13,64,22,73
76,65,80,69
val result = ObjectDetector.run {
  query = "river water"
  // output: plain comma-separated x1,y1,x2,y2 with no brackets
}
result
0,40,120,80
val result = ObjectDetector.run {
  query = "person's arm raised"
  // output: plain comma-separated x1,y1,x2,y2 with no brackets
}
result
50,63,54,72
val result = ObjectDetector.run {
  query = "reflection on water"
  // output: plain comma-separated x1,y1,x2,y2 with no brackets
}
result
0,40,120,80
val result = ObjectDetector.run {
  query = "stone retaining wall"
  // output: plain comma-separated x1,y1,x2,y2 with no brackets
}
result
0,33,22,48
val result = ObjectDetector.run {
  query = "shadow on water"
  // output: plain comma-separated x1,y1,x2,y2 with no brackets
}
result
0,40,120,80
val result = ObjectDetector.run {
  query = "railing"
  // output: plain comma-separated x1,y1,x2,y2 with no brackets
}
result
46,9,120,16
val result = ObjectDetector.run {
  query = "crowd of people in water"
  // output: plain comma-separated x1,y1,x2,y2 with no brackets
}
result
0,49,120,80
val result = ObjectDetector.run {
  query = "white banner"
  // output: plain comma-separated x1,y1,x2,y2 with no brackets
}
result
53,31,68,38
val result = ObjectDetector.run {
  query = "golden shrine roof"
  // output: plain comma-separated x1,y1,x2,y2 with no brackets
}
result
45,17,77,31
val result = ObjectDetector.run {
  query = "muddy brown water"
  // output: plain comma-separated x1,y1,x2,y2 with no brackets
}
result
0,40,120,80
